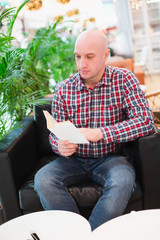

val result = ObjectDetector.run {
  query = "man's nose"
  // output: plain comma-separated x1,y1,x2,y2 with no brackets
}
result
80,58,87,68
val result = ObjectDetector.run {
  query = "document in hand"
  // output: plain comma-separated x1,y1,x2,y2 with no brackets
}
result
43,110,89,144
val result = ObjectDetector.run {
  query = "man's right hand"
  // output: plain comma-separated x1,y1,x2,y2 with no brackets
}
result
58,140,78,157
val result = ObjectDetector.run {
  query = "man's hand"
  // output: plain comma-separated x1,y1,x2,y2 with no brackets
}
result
79,128,103,142
58,140,78,157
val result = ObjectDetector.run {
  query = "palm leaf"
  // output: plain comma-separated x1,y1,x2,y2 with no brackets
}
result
0,36,15,43
0,7,16,22
7,0,29,38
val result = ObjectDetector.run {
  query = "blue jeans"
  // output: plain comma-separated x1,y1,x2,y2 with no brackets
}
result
34,154,135,230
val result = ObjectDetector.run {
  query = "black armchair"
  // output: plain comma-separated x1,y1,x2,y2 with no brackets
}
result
1,98,160,222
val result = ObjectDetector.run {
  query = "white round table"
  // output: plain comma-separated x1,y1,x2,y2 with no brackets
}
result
91,209,160,240
0,210,91,240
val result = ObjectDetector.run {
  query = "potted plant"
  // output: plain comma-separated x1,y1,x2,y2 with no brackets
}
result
0,0,76,141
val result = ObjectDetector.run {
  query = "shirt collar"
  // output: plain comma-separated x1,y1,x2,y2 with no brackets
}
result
76,73,84,91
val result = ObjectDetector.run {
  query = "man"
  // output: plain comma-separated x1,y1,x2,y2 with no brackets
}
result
35,29,154,230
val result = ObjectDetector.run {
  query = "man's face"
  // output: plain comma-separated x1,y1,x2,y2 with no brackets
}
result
74,37,110,82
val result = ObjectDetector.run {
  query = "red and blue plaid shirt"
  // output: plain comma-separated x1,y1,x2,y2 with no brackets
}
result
49,66,154,158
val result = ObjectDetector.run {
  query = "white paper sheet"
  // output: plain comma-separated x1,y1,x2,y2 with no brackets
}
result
43,110,89,144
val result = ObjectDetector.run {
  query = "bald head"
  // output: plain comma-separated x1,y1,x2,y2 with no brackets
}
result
74,29,110,84
75,29,108,54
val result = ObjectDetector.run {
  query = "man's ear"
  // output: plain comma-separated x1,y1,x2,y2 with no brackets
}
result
104,49,110,62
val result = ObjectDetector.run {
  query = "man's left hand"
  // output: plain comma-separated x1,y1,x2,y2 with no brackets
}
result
79,128,103,142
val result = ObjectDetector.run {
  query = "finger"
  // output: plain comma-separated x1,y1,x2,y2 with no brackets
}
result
58,140,78,149
60,148,76,157
58,141,77,156
58,144,77,151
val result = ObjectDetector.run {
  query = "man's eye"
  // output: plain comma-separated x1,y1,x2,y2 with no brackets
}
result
87,56,93,59
75,55,80,59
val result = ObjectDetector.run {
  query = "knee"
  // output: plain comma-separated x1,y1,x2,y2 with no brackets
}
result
34,165,58,193
35,164,65,192
107,164,135,190
34,167,48,193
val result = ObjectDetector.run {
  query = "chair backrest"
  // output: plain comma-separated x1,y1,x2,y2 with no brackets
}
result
107,58,134,72
33,98,53,157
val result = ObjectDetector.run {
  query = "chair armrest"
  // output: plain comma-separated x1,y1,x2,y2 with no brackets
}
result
134,133,160,209
0,116,38,221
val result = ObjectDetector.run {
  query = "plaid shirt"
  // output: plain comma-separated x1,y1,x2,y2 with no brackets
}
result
49,66,154,158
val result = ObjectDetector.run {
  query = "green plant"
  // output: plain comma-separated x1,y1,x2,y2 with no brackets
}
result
0,1,76,140
0,3,35,139
23,20,76,87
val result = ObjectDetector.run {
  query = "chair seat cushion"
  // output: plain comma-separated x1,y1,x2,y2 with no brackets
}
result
19,155,143,213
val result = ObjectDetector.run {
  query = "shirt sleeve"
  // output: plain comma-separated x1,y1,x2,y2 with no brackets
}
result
100,71,155,143
49,87,67,154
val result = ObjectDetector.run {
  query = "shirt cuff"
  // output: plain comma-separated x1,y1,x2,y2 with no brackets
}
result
49,133,61,155
100,126,117,143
